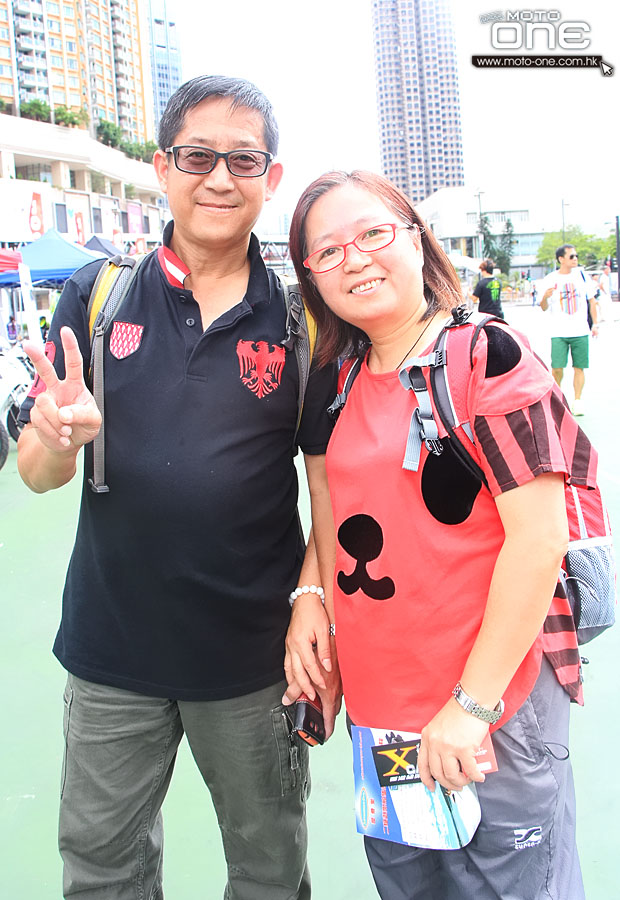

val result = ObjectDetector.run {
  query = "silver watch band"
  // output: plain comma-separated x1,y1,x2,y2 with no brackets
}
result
452,682,505,725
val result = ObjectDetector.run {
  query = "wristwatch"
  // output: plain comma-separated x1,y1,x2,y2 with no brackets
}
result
452,683,504,725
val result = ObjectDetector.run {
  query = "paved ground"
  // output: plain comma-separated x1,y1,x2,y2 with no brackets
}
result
1,304,619,898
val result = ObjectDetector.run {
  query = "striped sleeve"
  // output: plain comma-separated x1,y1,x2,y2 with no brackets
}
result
467,326,598,496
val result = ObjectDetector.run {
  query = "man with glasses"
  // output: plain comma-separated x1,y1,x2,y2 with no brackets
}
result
17,75,338,899
539,243,598,416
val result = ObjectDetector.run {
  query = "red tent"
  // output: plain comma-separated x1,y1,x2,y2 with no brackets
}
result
0,248,23,272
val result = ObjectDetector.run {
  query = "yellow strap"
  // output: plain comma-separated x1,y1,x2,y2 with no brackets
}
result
88,263,121,334
304,300,317,361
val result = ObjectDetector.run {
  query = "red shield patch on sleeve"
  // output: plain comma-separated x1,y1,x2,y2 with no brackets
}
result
236,340,286,399
109,322,144,359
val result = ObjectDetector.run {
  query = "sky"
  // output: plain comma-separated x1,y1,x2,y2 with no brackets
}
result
173,0,618,239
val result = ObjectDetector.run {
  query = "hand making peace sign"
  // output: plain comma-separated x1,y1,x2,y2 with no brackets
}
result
23,326,102,454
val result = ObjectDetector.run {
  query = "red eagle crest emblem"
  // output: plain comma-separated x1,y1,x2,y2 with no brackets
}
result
109,322,144,359
236,340,286,399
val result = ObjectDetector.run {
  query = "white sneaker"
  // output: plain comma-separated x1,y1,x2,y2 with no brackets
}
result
572,398,584,416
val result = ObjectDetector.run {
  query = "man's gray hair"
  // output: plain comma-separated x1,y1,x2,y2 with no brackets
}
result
158,75,279,156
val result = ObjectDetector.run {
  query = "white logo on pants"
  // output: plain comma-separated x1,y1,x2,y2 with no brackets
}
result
514,826,543,850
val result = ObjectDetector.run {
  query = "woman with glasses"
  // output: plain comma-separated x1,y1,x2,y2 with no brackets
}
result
283,171,586,900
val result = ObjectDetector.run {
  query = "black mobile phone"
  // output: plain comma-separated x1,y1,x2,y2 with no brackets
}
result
291,693,326,746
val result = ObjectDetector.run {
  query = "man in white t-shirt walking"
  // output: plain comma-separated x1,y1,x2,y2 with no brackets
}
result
539,244,598,416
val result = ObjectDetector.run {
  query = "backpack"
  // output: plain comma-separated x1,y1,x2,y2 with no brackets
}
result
86,254,317,493
328,305,616,646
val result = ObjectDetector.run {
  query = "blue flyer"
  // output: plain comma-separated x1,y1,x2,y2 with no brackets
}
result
352,724,485,850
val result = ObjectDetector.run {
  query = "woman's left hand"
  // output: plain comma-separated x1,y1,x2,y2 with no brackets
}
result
284,592,332,698
418,699,490,792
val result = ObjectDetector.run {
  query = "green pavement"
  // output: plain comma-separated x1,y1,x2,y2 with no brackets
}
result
1,311,619,898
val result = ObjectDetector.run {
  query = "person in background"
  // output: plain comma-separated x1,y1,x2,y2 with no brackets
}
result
538,244,598,416
7,314,18,344
17,75,339,900
470,258,504,319
284,169,587,900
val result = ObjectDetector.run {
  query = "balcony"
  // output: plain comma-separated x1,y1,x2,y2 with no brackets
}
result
14,16,34,34
14,0,33,14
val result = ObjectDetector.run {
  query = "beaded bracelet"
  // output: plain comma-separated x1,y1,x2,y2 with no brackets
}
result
289,584,325,607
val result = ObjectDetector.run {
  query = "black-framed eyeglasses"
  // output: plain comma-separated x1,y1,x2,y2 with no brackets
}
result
304,223,422,274
165,145,273,178
569,253,579,259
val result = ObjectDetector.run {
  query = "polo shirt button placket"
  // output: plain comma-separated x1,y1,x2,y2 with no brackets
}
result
185,317,195,327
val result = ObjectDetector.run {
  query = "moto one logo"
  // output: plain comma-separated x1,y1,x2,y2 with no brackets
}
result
490,11,591,50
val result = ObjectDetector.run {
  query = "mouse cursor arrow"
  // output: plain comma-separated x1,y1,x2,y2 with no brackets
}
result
600,60,614,76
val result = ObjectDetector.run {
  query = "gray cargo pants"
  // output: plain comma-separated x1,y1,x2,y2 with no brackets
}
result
59,675,311,900
364,657,585,900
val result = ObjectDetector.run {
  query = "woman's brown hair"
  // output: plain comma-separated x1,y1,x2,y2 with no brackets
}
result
288,170,464,366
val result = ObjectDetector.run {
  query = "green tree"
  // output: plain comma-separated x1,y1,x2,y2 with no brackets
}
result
143,140,158,163
536,227,610,270
495,219,515,274
54,105,79,127
20,98,51,122
478,215,497,259
97,119,123,147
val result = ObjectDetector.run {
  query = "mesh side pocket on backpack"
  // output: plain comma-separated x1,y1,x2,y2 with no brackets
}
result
564,537,616,644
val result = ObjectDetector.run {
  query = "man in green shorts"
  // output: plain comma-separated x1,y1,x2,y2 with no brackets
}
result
539,244,598,416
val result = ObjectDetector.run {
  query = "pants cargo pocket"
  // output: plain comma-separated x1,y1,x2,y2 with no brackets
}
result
60,678,74,799
270,704,309,797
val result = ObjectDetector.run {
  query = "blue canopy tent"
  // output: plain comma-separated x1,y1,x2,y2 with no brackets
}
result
0,229,105,288
85,234,121,258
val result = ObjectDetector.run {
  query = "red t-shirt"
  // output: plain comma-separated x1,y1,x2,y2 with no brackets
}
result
326,322,579,732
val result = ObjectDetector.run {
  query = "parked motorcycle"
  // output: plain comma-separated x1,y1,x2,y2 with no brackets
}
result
0,342,33,470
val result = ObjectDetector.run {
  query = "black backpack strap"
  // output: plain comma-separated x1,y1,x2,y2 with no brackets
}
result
87,254,146,493
327,356,363,420
279,278,318,442
427,309,505,487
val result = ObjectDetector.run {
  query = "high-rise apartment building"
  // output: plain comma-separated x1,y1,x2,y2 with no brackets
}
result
147,0,180,133
0,0,154,143
372,0,464,204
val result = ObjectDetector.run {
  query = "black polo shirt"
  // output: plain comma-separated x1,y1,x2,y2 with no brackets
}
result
21,225,337,699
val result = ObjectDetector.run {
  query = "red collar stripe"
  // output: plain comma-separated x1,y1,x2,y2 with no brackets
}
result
158,245,190,288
